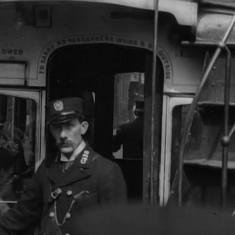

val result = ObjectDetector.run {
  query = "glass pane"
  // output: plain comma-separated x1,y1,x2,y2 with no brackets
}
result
171,104,235,208
0,95,36,212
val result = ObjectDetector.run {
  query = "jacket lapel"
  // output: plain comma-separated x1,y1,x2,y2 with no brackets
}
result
48,145,93,189
47,162,65,187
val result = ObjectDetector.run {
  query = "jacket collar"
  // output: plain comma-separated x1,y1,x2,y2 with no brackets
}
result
48,144,94,189
60,140,86,162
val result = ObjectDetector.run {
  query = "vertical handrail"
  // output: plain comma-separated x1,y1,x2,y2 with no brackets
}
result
11,97,15,141
178,13,235,206
150,0,159,204
221,46,231,208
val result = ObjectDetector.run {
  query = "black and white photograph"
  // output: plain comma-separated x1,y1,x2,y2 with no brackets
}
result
0,0,234,234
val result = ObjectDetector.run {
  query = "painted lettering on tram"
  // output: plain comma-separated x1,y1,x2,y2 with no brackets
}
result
38,35,172,80
0,49,23,55
40,44,55,65
157,48,172,80
38,35,154,76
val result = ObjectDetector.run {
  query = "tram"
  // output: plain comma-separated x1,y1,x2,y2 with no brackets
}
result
0,0,234,218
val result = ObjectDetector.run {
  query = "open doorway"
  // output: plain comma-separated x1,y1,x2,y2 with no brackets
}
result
46,43,163,201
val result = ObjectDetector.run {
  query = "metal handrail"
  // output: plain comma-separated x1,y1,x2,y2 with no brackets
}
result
0,200,17,204
150,0,159,204
221,46,231,208
178,13,235,207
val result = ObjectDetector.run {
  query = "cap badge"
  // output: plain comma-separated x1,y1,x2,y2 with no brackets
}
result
53,100,64,111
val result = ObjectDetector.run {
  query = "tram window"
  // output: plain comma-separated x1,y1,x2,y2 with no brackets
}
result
0,95,36,213
171,104,235,207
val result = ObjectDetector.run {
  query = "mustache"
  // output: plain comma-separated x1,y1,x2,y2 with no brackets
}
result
57,141,69,147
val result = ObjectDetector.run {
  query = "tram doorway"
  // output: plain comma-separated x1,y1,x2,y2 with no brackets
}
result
46,44,164,201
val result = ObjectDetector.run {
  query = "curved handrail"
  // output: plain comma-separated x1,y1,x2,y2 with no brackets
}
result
178,13,235,207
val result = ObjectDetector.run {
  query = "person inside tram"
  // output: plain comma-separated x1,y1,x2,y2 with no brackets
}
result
112,96,144,159
0,122,27,214
0,97,127,235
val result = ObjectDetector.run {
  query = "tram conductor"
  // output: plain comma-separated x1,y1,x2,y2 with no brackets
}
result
0,97,127,235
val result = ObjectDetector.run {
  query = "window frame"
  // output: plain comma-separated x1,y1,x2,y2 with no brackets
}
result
159,95,193,205
0,88,45,171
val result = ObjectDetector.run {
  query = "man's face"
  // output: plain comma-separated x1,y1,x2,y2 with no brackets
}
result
49,118,88,156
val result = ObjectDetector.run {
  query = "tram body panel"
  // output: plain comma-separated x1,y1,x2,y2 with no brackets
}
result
0,1,198,88
0,3,153,86
0,0,209,206
0,0,233,211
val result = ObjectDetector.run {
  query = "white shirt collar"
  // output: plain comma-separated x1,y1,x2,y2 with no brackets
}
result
60,140,86,162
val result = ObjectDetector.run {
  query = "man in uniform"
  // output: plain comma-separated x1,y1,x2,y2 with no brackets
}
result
0,97,127,235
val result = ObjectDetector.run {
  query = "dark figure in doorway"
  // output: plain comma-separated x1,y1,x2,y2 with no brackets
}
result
112,97,144,159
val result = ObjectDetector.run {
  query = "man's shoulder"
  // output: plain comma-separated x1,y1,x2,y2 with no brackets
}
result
91,151,113,165
92,155,123,180
119,121,134,131
118,121,138,136
34,158,52,177
90,150,118,169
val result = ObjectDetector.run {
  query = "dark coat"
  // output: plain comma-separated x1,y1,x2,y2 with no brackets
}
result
112,116,144,159
0,144,127,235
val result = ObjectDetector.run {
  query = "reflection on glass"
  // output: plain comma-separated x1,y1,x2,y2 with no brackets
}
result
0,95,36,213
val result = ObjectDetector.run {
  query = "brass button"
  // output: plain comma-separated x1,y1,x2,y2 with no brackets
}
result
49,212,55,218
67,190,73,196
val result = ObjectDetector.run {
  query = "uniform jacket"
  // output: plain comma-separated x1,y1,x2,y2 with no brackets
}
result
0,144,127,235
